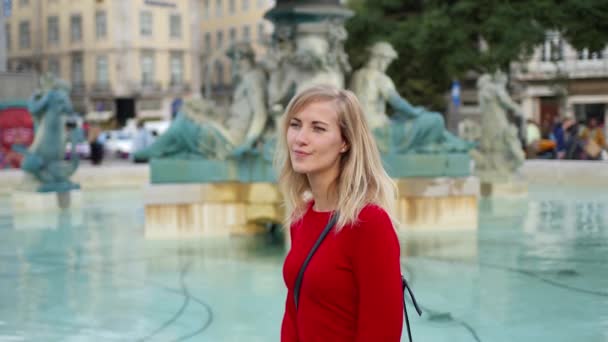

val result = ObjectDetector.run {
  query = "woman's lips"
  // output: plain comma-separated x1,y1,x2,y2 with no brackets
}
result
292,150,310,158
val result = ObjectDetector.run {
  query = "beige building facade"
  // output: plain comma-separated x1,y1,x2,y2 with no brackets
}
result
513,32,608,129
5,0,201,125
200,0,274,99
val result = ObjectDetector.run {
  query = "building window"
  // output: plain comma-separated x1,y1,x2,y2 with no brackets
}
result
70,15,82,42
578,48,603,60
96,55,109,85
242,0,249,11
96,11,107,39
215,0,222,17
215,60,224,85
204,33,211,52
203,0,210,19
18,21,30,49
47,16,59,45
170,52,184,85
48,58,60,77
141,51,155,85
257,22,265,42
71,54,84,85
140,11,153,37
5,24,10,51
229,27,236,44
139,99,162,111
216,30,223,49
169,14,181,38
19,0,29,7
242,25,250,42
229,0,235,14
541,32,563,62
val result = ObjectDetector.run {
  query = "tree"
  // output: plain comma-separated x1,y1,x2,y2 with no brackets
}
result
345,0,608,111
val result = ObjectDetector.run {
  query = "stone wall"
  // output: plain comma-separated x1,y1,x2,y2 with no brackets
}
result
0,72,37,101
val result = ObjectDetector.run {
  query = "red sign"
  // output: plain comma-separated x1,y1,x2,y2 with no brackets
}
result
0,106,34,168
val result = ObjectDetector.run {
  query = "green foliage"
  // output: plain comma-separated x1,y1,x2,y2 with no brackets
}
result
345,0,608,111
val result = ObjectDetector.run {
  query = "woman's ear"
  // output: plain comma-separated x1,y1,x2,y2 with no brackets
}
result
340,141,349,153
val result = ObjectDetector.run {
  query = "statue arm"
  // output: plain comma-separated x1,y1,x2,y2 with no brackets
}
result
268,65,297,110
243,76,268,144
387,91,419,119
375,74,419,119
496,87,523,117
230,74,269,157
27,91,51,118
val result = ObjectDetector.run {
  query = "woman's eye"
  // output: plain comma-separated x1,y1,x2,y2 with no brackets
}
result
313,126,326,132
289,122,300,128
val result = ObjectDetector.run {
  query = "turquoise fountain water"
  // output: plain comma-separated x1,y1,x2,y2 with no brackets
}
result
0,185,606,341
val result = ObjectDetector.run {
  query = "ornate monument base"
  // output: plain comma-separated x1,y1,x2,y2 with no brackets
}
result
384,153,471,178
395,177,479,230
144,182,282,239
477,174,528,198
150,157,275,184
144,178,479,239
11,190,83,212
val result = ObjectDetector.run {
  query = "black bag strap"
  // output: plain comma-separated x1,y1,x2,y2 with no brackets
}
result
292,211,423,342
293,213,338,311
402,275,423,342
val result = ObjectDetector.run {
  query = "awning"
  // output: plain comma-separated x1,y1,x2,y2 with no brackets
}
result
85,111,114,122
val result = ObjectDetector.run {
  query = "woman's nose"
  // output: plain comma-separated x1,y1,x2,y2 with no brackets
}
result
295,127,310,145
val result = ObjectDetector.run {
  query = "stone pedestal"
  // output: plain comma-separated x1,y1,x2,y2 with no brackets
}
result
395,177,479,230
144,176,479,237
480,179,528,198
11,190,83,212
12,210,85,230
11,190,83,230
144,182,283,239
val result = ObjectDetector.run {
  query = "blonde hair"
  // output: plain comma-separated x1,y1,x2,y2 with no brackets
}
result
274,84,397,230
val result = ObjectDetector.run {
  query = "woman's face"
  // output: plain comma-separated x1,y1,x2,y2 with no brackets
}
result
287,100,347,177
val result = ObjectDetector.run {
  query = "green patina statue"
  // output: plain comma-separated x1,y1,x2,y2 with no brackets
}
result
133,43,269,162
13,74,81,192
350,41,472,155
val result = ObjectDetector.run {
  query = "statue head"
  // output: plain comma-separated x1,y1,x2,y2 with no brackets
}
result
476,73,493,89
293,35,330,70
32,73,73,115
493,70,508,87
227,42,255,61
226,42,256,69
367,41,397,72
40,72,72,94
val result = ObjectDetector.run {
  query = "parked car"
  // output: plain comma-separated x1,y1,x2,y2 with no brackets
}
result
65,141,91,159
99,130,134,159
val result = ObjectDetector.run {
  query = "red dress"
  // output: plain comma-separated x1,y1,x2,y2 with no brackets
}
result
281,203,403,342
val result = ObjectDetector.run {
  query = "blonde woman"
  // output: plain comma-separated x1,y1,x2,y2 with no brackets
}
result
277,84,403,341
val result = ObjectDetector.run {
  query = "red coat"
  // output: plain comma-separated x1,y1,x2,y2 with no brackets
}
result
282,204,403,341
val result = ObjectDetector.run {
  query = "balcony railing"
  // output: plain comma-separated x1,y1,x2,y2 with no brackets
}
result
90,82,112,95
140,81,163,95
70,83,87,95
168,81,191,93
515,56,608,81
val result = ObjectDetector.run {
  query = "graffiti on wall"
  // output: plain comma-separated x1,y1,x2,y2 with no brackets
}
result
0,105,34,169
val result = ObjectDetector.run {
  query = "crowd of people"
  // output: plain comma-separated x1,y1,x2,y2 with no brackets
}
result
525,116,607,160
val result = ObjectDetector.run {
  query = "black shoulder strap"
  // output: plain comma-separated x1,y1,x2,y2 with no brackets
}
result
293,213,338,311
402,275,423,342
